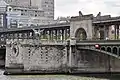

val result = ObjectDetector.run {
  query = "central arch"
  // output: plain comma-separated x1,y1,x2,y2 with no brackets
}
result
75,28,87,41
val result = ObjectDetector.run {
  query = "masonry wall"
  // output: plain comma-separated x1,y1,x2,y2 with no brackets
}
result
70,47,120,73
5,39,68,73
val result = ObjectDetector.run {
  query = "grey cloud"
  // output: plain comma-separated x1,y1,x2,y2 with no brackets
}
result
56,0,79,13
104,0,120,7
55,0,120,18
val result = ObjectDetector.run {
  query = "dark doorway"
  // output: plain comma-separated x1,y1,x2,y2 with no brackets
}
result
101,47,106,51
107,47,112,53
113,47,118,55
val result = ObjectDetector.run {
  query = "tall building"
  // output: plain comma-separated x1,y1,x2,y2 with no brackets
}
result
31,0,54,20
31,0,42,8
0,0,55,28
4,0,54,20
4,0,31,7
41,0,54,19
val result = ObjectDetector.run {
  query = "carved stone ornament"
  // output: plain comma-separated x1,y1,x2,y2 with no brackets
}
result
11,42,19,57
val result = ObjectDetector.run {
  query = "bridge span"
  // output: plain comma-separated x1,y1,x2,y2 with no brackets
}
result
76,40,120,58
2,11,120,74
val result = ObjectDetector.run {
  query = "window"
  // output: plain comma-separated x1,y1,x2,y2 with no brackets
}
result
35,14,37,17
9,8,12,11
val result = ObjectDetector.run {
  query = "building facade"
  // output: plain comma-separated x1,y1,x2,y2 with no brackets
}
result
41,0,54,19
31,0,54,20
31,0,42,8
4,0,55,20
0,0,56,28
4,0,31,7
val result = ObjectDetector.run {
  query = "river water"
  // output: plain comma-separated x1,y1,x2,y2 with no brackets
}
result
1,69,120,80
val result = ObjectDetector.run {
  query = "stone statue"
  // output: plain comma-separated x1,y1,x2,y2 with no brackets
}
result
32,29,44,44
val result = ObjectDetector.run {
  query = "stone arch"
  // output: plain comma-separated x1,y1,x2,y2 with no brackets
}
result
75,28,87,41
101,47,106,51
113,47,118,55
107,47,112,53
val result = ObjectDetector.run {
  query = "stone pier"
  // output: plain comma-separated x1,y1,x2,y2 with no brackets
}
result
5,39,68,73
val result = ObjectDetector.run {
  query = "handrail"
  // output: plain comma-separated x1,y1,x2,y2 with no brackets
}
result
78,47,120,59
76,40,120,45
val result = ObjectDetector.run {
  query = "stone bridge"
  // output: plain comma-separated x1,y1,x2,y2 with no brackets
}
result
5,39,120,74
3,11,120,74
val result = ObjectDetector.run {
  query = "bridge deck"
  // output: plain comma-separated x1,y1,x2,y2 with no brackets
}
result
76,40,120,45
0,23,70,33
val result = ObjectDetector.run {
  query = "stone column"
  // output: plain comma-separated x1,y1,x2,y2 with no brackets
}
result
47,30,50,42
114,25,117,40
117,25,119,40
104,25,107,40
64,29,66,41
67,29,70,40
51,30,53,41
68,45,76,71
108,25,113,40
60,30,63,41
65,29,67,40
68,43,72,71
94,26,99,40
105,25,110,40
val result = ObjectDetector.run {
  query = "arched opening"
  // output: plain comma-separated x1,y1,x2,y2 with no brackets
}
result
101,47,106,51
75,28,87,41
107,47,112,53
113,47,118,55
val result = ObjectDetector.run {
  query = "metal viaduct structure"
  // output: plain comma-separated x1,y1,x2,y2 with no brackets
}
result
1,12,120,74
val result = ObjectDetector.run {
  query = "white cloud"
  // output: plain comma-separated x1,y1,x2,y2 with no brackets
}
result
55,0,120,19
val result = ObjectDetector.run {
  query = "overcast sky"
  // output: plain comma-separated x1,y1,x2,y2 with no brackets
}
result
55,0,120,18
